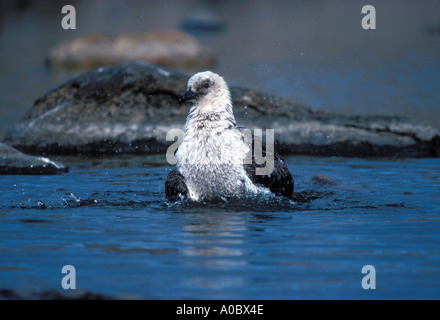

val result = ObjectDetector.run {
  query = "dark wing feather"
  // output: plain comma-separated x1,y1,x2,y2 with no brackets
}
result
165,169,189,202
244,154,294,197
240,128,294,197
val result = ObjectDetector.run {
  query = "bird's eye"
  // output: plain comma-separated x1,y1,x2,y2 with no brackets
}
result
203,82,210,89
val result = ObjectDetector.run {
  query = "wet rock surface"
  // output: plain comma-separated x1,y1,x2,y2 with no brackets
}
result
46,30,215,71
3,61,439,158
0,142,68,175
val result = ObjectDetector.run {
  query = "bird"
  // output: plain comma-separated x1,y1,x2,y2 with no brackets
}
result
165,71,294,202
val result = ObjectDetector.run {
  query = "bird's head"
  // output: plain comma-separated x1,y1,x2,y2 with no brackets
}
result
179,71,230,106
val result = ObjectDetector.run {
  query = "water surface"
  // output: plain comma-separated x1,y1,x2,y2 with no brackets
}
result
1,156,439,299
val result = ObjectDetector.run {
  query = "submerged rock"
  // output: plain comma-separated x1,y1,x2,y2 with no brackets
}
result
3,61,440,158
46,30,215,71
312,174,338,186
0,143,68,175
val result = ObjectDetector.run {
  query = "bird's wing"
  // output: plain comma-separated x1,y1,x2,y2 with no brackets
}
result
165,169,189,202
237,127,294,197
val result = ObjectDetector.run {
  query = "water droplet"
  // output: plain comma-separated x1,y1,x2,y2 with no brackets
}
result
37,201,47,209
68,193,82,206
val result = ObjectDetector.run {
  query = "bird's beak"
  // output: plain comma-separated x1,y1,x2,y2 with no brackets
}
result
179,89,196,104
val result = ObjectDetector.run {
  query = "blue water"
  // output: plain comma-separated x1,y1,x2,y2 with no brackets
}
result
1,156,439,299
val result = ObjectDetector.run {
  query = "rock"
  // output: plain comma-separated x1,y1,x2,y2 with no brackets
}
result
3,61,440,158
46,30,215,71
312,174,337,186
180,8,225,33
424,23,440,35
4,62,187,156
0,142,68,175
0,288,114,300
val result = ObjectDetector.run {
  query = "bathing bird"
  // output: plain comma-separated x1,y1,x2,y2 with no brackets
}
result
165,71,294,202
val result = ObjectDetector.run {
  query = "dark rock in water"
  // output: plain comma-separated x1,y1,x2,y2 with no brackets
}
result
424,23,440,35
290,190,331,204
180,8,225,34
0,142,68,175
3,61,440,158
46,30,215,71
4,62,188,156
0,288,114,300
312,174,337,186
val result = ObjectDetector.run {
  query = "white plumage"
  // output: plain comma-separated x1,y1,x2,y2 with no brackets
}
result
176,71,265,201
165,71,294,202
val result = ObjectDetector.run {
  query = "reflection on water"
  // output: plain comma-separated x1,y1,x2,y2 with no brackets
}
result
181,212,247,272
